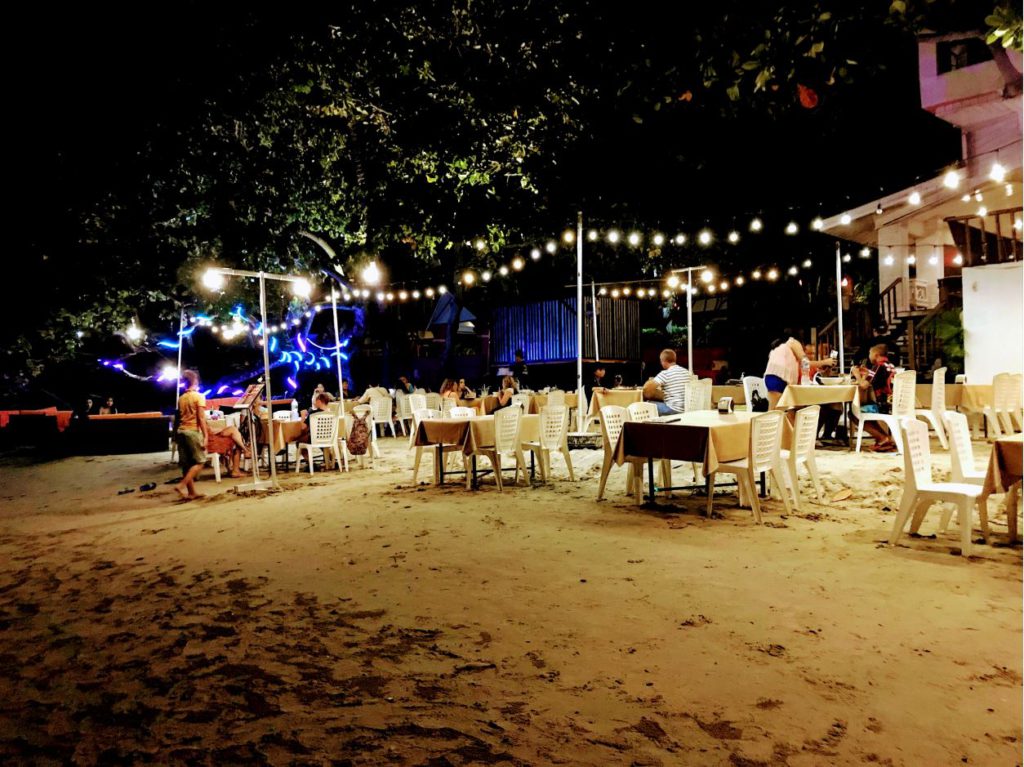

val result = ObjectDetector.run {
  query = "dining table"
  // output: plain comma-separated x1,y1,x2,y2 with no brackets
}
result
413,414,541,486
979,434,1023,544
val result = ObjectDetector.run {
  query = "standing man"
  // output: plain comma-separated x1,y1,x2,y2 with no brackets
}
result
174,370,209,501
651,349,691,416
511,349,529,389
586,365,607,403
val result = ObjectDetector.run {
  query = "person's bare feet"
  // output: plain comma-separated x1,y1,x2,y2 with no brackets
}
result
188,492,205,500
174,485,190,501
228,471,244,478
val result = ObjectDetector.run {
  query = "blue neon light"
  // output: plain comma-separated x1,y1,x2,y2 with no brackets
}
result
157,340,180,349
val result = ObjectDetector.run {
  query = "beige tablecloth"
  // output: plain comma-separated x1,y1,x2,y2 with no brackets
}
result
588,389,643,416
980,435,1022,542
960,385,994,412
258,417,306,446
712,385,744,406
530,393,579,414
613,411,759,476
414,415,540,456
776,385,857,409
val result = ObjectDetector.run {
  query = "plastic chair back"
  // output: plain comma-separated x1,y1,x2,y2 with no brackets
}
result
749,410,784,474
510,394,531,412
395,391,412,419
493,407,522,452
309,411,337,444
626,402,659,422
547,391,566,407
792,404,820,459
900,417,932,491
943,410,977,482
440,397,455,416
540,405,568,449
425,393,442,410
993,372,1013,410
742,376,768,408
930,367,947,414
369,395,393,425
600,405,627,452
450,407,475,419
687,378,713,411
891,371,918,418
409,394,427,412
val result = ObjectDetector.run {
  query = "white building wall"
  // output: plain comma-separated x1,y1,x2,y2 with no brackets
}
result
962,261,1024,382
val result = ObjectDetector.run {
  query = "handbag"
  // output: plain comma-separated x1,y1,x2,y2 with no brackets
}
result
749,389,769,412
348,412,371,456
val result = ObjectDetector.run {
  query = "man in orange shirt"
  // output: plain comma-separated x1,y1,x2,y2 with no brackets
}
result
174,370,209,500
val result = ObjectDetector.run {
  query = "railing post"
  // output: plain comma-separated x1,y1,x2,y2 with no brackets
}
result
907,320,916,370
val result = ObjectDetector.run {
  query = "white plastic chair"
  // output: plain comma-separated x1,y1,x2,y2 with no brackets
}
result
440,397,455,416
706,410,793,523
409,394,428,413
888,418,988,557
742,376,768,411
410,408,462,484
424,392,442,411
1010,373,1024,431
450,406,476,419
685,378,713,412
207,453,222,483
273,410,292,421
369,395,397,438
547,390,566,407
915,367,948,448
296,412,343,475
855,370,916,454
468,406,526,490
779,405,823,510
523,404,575,482
510,393,531,413
983,373,1020,438
626,402,659,422
394,391,413,436
349,404,379,462
942,411,984,486
596,405,642,502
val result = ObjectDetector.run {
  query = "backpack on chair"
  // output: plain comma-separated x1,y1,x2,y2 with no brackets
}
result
348,412,370,456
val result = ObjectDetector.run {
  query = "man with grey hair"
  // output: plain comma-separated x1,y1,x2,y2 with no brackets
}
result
653,348,690,416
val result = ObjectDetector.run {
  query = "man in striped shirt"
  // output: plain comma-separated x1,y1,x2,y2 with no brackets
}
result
653,349,691,415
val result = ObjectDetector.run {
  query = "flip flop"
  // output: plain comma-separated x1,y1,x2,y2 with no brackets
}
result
117,487,135,495
140,483,157,492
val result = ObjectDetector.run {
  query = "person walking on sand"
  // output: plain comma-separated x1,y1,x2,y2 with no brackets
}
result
174,370,209,501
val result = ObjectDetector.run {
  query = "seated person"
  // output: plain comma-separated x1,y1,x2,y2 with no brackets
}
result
648,348,691,416
586,365,607,403
310,383,336,410
205,421,252,479
613,374,624,388
397,375,415,394
458,378,475,399
851,344,897,452
357,381,391,404
298,392,333,442
98,397,118,415
439,379,461,401
341,379,351,398
493,375,519,410
802,344,838,379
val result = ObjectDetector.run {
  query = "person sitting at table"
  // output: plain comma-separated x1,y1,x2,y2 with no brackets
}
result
493,375,519,410
850,344,898,452
587,365,608,403
397,375,415,394
298,392,333,442
649,349,691,416
439,379,461,401
310,382,336,410
458,378,475,399
174,370,209,501
98,397,118,415
357,381,391,404
613,374,624,388
206,421,252,479
763,336,806,409
802,344,838,379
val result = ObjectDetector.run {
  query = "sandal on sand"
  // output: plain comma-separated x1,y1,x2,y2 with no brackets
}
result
869,442,897,453
140,482,157,492
117,487,136,495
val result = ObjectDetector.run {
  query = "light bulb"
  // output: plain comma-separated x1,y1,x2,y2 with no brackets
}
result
598,287,607,295
727,231,739,244
928,254,938,266
343,293,351,301
707,284,717,294
802,258,813,268
698,229,712,245
211,326,219,334
907,254,916,265
841,277,849,287
361,289,370,298
627,231,641,246
587,229,599,241
1014,218,1022,231
953,253,963,265
785,221,798,235
674,234,686,245
735,275,745,286
961,194,971,203
291,278,312,298
512,257,525,271
943,170,960,189
481,270,491,282
607,230,620,244
666,274,680,289
562,230,575,244
908,191,921,205
610,289,620,298
425,287,435,297
531,247,542,260
788,265,799,276
545,240,557,254
750,217,763,232
978,206,987,217
161,364,178,380
884,254,894,266
75,330,84,339
398,290,408,300
412,290,420,299
811,217,824,230
361,262,382,286
622,287,631,296
842,253,852,263
652,233,665,246
386,292,394,301
462,271,475,285
752,269,762,280
974,190,983,202
474,239,486,251
875,203,884,215
840,213,852,225
438,285,447,294
860,247,871,258
376,292,385,302
989,162,1006,182
202,268,225,291
767,269,778,281
499,265,509,276
700,268,714,284
662,289,671,297
719,280,729,291
126,323,143,342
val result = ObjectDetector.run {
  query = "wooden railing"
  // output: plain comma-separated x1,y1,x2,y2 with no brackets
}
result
879,277,903,328
813,318,838,356
946,206,1023,266
906,300,948,371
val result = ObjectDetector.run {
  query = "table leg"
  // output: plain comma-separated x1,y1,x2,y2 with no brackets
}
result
435,445,443,486
472,455,478,490
647,458,655,502
1007,482,1020,544
760,471,766,496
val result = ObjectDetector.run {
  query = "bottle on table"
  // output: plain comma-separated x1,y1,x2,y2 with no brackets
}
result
291,399,299,420
800,357,811,385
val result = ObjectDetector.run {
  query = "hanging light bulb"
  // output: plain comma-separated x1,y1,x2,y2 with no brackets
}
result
562,230,575,244
860,247,871,258
361,262,382,286
291,278,312,298
943,170,960,189
611,288,620,298
545,240,557,254
961,193,972,202
700,268,714,284
126,322,143,342
928,252,938,266
662,289,671,298
785,221,799,235
666,274,680,289
749,217,763,232
840,213,852,225
787,265,799,276
425,287,435,297
841,277,849,287
627,231,641,246
842,253,852,263
622,287,631,296
531,247,542,260
698,229,713,245
462,271,475,285
883,250,894,266
606,229,620,244
512,257,525,271
707,284,717,294
481,270,492,283
802,258,813,268
908,191,921,205
767,268,779,281
875,203,884,215
438,285,448,294
411,290,420,299
953,253,963,265
201,268,226,291
343,292,352,301
386,292,395,302
811,217,824,230
499,265,510,276
376,292,386,302
1014,217,1023,231
973,189,983,202
1006,183,1014,197
735,275,745,286
673,233,686,245
727,230,740,244
989,161,1007,182
652,233,665,246
361,289,371,298
587,229,599,241
752,269,762,280
474,239,486,251
907,254,916,265
978,206,987,217
598,287,608,295
719,280,729,291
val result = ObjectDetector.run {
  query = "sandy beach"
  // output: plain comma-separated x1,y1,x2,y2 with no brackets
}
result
0,438,1020,766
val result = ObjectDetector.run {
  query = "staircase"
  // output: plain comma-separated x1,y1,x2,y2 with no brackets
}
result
946,206,1022,267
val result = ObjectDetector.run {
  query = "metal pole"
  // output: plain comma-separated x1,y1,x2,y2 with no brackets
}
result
332,290,345,401
259,272,279,487
590,280,600,362
686,271,694,373
576,210,584,432
174,306,185,410
835,242,846,374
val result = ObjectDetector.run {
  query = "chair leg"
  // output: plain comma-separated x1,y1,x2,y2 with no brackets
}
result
805,455,824,500
889,491,917,545
927,412,948,449
211,454,221,483
975,497,990,544
515,449,528,485
705,472,716,517
855,418,866,452
562,447,576,482
937,503,954,533
309,448,315,475
908,498,932,534
744,470,763,524
770,463,794,515
493,453,503,492
785,460,801,512
957,499,973,557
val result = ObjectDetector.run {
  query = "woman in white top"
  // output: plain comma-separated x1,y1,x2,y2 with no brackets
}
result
763,337,805,409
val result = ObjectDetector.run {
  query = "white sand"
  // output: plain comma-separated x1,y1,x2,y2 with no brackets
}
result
0,437,1020,765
